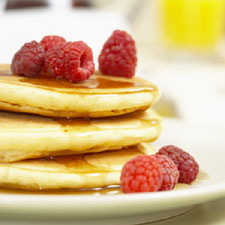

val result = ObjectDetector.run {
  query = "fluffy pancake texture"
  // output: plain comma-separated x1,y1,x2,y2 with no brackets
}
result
0,108,161,162
0,64,160,118
0,144,155,190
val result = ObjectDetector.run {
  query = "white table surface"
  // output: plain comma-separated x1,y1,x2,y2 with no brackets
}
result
140,60,225,128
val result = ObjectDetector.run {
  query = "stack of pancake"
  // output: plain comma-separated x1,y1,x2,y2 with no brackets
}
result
0,64,161,191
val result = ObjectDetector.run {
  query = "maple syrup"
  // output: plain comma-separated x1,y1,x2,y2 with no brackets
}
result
0,65,157,93
0,185,122,195
54,117,91,127
53,109,160,128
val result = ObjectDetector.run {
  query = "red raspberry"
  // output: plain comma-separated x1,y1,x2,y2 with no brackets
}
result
98,30,137,78
157,145,199,184
11,41,44,77
40,35,66,51
45,41,95,83
120,155,162,193
152,155,179,191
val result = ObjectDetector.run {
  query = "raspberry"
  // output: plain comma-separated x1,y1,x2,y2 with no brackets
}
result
98,30,137,78
120,155,162,193
40,35,66,51
45,41,95,83
152,155,179,191
11,41,44,77
157,145,199,184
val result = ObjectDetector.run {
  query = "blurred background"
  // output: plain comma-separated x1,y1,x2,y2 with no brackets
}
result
1,0,225,127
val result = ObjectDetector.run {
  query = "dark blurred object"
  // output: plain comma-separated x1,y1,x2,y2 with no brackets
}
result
5,0,48,10
72,0,91,7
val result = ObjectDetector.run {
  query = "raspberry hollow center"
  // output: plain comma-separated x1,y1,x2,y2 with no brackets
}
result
80,52,86,68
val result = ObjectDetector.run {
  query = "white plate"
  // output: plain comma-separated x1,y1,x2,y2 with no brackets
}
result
0,119,225,225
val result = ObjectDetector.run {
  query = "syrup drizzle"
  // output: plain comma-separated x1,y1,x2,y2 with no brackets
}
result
54,117,91,127
0,185,122,195
0,65,157,93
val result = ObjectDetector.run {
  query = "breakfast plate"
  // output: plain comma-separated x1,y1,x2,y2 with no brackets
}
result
0,118,224,225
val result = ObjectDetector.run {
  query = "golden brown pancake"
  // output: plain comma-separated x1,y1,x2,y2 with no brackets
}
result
0,64,160,118
0,143,155,190
0,108,161,162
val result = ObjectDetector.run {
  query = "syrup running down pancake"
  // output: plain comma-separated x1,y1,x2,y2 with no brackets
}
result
0,65,160,118
0,143,155,190
0,108,161,162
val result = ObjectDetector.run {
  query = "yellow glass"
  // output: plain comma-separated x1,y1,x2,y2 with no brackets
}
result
159,0,225,51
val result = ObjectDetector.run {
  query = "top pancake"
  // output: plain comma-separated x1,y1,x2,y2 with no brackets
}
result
0,65,160,118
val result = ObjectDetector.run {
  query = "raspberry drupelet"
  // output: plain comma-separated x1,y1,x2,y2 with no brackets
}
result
98,30,137,78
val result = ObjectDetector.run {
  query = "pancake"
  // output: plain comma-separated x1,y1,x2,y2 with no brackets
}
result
0,108,161,162
0,64,160,118
0,143,155,190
